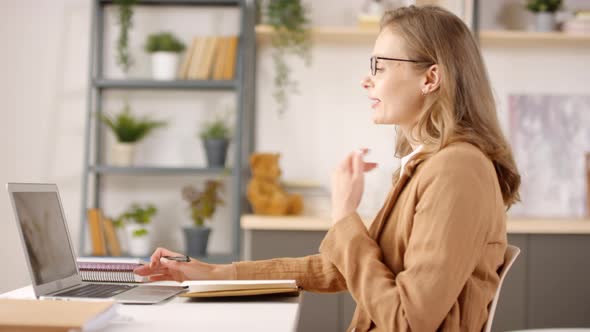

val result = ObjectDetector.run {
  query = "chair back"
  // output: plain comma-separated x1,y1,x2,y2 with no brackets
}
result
482,244,521,332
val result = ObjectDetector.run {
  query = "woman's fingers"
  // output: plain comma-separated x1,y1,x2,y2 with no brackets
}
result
339,148,370,173
133,265,168,276
339,152,354,172
352,150,364,176
364,162,378,172
147,274,176,282
149,247,182,269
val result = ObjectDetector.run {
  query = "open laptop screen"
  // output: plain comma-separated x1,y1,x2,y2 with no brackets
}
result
12,192,77,285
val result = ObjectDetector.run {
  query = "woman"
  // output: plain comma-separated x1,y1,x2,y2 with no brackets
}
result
135,5,520,331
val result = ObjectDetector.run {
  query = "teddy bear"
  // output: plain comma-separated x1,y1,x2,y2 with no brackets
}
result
246,153,303,215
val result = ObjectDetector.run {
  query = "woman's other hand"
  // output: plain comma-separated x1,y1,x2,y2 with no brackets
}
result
133,247,236,282
331,148,378,224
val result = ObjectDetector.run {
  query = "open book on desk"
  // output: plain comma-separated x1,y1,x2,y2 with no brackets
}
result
77,257,149,283
150,280,299,298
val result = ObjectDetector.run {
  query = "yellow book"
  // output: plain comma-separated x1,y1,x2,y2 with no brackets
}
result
187,37,204,80
102,217,121,256
197,36,219,80
87,208,106,256
212,36,228,80
223,35,238,80
0,299,116,332
178,279,299,298
178,37,197,79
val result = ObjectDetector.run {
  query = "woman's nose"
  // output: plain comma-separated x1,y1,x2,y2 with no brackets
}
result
361,76,373,89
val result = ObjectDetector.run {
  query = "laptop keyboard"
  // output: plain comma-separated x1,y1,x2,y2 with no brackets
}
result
53,283,137,298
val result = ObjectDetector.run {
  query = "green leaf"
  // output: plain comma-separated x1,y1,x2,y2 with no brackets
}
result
526,0,562,12
132,228,148,237
265,0,311,115
145,32,186,53
200,119,231,139
114,0,136,73
98,104,167,143
117,203,158,225
182,180,224,226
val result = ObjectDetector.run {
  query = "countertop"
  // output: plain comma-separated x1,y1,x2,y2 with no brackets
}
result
241,214,590,234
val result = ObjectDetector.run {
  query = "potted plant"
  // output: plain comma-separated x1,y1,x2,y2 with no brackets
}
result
181,180,224,257
199,115,231,168
116,203,157,257
99,104,167,166
526,0,562,32
114,0,136,76
265,0,312,115
145,32,186,80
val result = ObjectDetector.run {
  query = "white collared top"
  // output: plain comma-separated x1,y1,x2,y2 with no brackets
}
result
400,145,423,177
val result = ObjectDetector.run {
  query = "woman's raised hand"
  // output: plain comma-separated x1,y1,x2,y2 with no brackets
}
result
133,247,236,282
331,148,378,224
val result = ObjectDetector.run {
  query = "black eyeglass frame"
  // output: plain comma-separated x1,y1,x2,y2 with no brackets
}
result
370,56,430,76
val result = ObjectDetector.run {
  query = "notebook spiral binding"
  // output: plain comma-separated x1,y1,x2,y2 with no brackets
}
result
78,263,141,283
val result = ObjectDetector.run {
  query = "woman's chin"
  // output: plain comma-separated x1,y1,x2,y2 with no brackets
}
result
372,110,383,124
372,111,395,125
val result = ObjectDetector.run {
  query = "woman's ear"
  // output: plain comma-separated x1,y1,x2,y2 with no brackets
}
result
421,64,441,95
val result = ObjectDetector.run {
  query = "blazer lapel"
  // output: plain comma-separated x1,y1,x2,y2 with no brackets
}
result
368,172,411,239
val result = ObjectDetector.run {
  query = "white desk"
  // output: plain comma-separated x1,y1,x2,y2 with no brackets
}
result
1,285,301,332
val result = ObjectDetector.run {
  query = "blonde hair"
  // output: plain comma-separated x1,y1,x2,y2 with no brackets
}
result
382,5,521,208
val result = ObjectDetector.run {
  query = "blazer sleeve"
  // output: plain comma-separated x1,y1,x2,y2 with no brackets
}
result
232,254,347,293
319,159,495,331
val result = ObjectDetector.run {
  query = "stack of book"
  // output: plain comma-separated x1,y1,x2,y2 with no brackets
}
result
87,208,121,257
178,35,239,80
563,11,590,35
0,299,117,331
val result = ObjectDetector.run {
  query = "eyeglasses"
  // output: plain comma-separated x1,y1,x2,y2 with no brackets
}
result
370,56,427,76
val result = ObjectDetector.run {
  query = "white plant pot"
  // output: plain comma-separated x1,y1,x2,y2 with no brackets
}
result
115,227,129,255
125,224,152,257
534,12,556,32
111,142,136,167
151,52,179,80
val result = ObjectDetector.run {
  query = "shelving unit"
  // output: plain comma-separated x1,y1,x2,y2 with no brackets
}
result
80,0,256,263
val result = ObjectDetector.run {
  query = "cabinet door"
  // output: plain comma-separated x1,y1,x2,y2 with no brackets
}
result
528,234,590,328
492,234,528,332
341,292,356,331
247,230,340,332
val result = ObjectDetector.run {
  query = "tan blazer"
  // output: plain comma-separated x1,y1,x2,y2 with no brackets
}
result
234,142,507,331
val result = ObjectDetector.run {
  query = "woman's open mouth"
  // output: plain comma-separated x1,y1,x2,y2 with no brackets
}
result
370,97,381,109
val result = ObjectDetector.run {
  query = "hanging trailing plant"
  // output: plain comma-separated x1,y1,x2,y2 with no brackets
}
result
266,0,311,115
114,0,136,73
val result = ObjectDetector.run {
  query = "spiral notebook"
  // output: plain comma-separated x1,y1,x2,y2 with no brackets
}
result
76,257,148,283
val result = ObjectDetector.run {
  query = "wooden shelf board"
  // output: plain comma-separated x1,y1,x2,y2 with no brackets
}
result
90,165,232,176
255,25,378,42
256,25,590,45
479,30,590,44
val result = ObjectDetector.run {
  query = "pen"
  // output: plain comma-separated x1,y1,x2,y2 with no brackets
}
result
162,255,191,262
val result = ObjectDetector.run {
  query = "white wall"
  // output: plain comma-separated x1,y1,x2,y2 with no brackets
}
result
1,0,589,293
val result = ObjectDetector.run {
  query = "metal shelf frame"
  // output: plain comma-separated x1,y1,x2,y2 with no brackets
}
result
80,0,256,263
94,79,237,90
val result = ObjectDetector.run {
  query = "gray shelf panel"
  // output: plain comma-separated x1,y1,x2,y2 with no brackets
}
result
90,165,232,176
99,0,241,7
94,79,237,90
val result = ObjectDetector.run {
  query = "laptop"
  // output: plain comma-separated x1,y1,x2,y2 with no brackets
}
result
7,183,185,304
